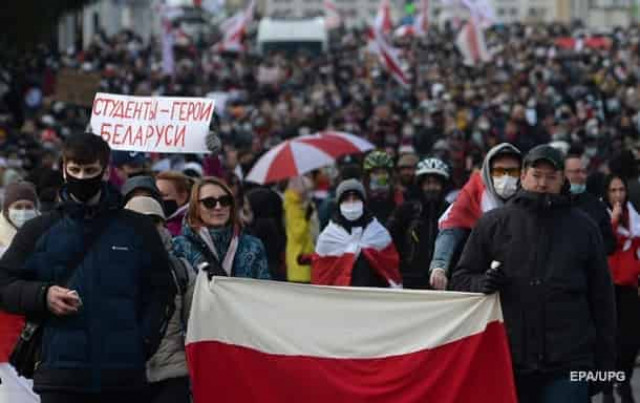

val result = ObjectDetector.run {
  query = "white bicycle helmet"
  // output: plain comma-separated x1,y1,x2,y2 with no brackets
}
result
415,158,450,180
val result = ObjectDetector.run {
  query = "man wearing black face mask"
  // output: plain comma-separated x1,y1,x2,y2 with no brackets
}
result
0,132,173,403
388,158,450,289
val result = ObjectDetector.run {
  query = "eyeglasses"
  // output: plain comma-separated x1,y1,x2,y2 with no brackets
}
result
199,196,233,209
491,167,521,178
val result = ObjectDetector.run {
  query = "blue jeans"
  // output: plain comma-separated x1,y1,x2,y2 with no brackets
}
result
516,373,589,403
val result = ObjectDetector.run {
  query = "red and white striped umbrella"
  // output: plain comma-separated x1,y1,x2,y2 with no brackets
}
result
246,131,374,184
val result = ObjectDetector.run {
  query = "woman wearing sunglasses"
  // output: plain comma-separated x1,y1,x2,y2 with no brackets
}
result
173,177,271,280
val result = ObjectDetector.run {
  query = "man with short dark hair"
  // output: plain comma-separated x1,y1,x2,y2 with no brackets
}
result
0,132,173,403
451,145,616,403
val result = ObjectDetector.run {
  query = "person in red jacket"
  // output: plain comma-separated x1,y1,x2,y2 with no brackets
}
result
603,174,640,403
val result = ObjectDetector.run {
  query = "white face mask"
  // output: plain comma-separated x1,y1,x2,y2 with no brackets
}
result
493,176,519,200
8,208,38,228
340,201,364,222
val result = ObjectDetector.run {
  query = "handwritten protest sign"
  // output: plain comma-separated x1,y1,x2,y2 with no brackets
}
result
89,93,215,153
56,70,101,106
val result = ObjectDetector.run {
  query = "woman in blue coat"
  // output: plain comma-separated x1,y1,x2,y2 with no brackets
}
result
173,177,270,280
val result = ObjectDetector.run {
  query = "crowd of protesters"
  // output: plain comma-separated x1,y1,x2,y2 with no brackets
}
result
0,17,640,403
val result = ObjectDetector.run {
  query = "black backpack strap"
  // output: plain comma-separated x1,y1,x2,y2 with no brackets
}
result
169,255,189,296
190,233,229,279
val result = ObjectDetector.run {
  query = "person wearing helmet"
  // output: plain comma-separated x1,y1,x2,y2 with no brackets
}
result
388,158,450,289
429,143,522,290
362,150,403,225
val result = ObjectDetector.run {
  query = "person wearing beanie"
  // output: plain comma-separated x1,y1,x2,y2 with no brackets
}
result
122,175,164,205
452,144,615,402
0,181,39,254
124,196,194,403
311,179,402,288
0,181,40,403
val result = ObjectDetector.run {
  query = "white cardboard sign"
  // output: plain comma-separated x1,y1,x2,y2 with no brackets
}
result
90,92,215,153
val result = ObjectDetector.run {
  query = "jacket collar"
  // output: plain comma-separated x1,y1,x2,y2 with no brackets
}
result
58,183,123,219
509,189,571,212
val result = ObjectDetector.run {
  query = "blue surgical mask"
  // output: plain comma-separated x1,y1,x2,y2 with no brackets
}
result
570,183,587,195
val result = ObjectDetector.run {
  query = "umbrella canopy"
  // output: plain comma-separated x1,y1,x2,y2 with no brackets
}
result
246,131,374,184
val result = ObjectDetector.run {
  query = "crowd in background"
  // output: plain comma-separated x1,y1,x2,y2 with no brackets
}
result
3,23,640,196
2,19,640,402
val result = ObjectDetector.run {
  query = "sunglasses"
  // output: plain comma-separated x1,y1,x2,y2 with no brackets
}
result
199,195,233,209
491,167,521,178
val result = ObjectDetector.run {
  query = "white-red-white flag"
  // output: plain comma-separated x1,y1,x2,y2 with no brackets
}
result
312,219,402,287
186,275,518,403
368,28,411,88
414,0,429,36
324,0,341,30
374,0,393,35
213,0,255,53
455,17,491,66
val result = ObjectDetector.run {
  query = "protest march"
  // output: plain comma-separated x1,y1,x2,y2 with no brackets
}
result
1,0,640,402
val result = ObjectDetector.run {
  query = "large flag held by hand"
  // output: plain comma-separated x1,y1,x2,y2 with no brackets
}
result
186,275,517,403
374,0,393,34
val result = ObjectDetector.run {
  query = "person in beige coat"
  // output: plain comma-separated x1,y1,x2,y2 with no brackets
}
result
124,196,195,403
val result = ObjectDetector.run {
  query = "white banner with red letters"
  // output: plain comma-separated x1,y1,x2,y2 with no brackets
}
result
89,93,215,153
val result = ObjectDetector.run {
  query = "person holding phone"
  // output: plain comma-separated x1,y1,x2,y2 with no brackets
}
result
0,133,173,403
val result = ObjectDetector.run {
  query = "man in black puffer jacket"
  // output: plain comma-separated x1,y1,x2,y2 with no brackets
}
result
0,133,173,403
452,145,616,403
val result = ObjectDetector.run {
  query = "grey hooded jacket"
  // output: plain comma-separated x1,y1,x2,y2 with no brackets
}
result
429,143,522,275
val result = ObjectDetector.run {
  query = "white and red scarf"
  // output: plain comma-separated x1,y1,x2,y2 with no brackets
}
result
312,218,401,288
198,226,240,276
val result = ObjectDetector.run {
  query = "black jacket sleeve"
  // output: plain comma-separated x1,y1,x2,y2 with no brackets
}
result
586,225,617,372
596,205,616,256
450,215,494,292
123,211,174,358
387,203,412,254
0,212,61,317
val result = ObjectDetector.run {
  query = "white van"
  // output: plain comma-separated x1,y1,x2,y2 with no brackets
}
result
257,18,328,54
